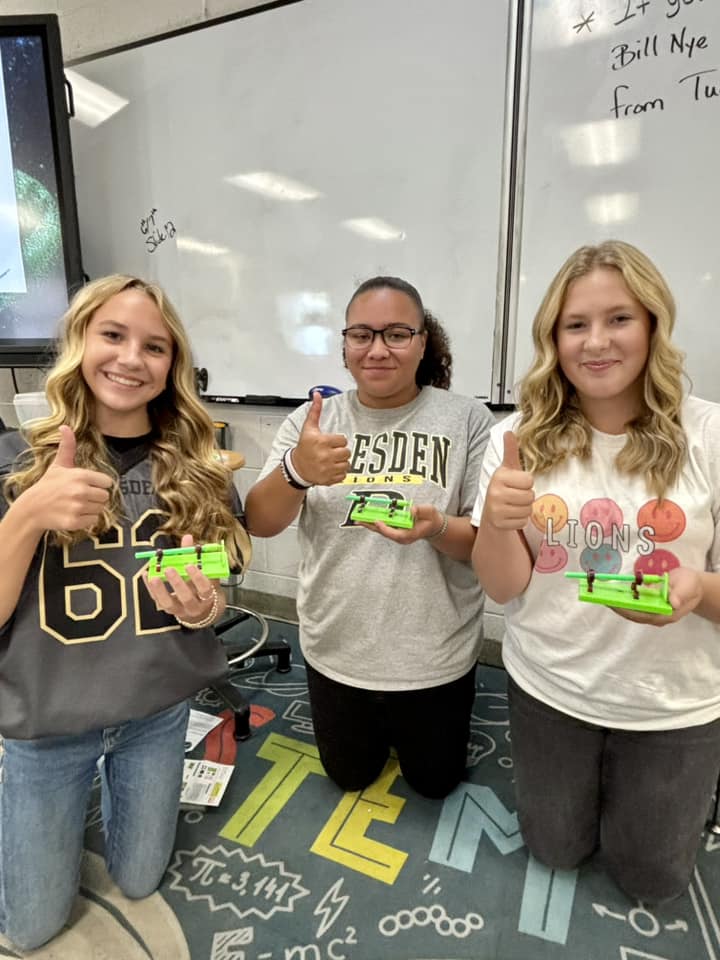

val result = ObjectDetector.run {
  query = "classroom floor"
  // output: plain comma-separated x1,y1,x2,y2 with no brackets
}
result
5,617,720,960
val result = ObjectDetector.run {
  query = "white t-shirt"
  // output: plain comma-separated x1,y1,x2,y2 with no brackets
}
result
472,395,720,730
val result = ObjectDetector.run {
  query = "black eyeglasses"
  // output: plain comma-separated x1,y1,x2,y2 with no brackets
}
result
341,324,423,350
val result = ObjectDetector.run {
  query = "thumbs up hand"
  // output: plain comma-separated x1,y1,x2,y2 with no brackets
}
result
21,425,114,533
291,391,350,486
52,424,78,469
481,431,535,530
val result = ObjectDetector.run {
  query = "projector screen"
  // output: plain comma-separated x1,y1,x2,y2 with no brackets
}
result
0,16,83,366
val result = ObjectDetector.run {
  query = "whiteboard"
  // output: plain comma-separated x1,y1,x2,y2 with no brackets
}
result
69,0,511,402
509,0,720,403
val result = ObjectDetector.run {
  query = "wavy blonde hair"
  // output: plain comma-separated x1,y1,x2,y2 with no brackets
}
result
5,275,251,569
516,241,687,499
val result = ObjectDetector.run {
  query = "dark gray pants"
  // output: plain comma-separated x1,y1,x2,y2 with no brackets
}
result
507,675,720,903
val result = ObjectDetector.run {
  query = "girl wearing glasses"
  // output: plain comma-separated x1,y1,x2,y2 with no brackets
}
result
245,276,494,798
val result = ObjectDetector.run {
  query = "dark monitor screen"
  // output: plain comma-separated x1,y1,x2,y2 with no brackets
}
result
0,15,83,367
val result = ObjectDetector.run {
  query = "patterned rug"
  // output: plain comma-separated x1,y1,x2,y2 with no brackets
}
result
3,617,720,959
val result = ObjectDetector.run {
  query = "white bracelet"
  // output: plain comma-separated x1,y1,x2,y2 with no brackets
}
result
175,589,219,629
283,448,313,489
426,512,449,541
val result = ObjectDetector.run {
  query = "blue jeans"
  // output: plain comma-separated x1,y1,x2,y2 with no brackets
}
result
0,699,189,951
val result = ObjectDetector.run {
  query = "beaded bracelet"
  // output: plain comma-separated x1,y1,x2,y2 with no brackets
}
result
175,588,219,629
280,448,313,490
426,512,449,541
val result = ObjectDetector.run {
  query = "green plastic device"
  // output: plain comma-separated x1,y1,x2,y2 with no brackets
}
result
565,570,673,616
134,543,230,581
346,493,415,529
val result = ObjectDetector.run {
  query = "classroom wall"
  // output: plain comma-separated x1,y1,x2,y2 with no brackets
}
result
0,0,505,643
0,0,271,60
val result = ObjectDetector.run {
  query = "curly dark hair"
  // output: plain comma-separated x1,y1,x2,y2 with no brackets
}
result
345,276,452,390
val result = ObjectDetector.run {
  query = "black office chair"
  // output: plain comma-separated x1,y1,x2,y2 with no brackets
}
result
211,604,292,740
708,774,720,835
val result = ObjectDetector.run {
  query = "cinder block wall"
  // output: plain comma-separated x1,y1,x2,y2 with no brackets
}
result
204,402,506,654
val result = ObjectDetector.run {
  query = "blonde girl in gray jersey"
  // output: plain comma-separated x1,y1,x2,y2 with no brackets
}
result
0,275,249,950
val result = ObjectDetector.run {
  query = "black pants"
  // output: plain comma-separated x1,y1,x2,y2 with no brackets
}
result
304,660,477,799
508,675,720,903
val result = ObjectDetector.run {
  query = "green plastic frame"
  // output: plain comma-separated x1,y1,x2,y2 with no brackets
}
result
346,493,415,529
134,542,230,581
565,570,673,616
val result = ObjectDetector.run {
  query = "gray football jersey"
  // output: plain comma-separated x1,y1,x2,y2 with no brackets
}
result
0,432,231,739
